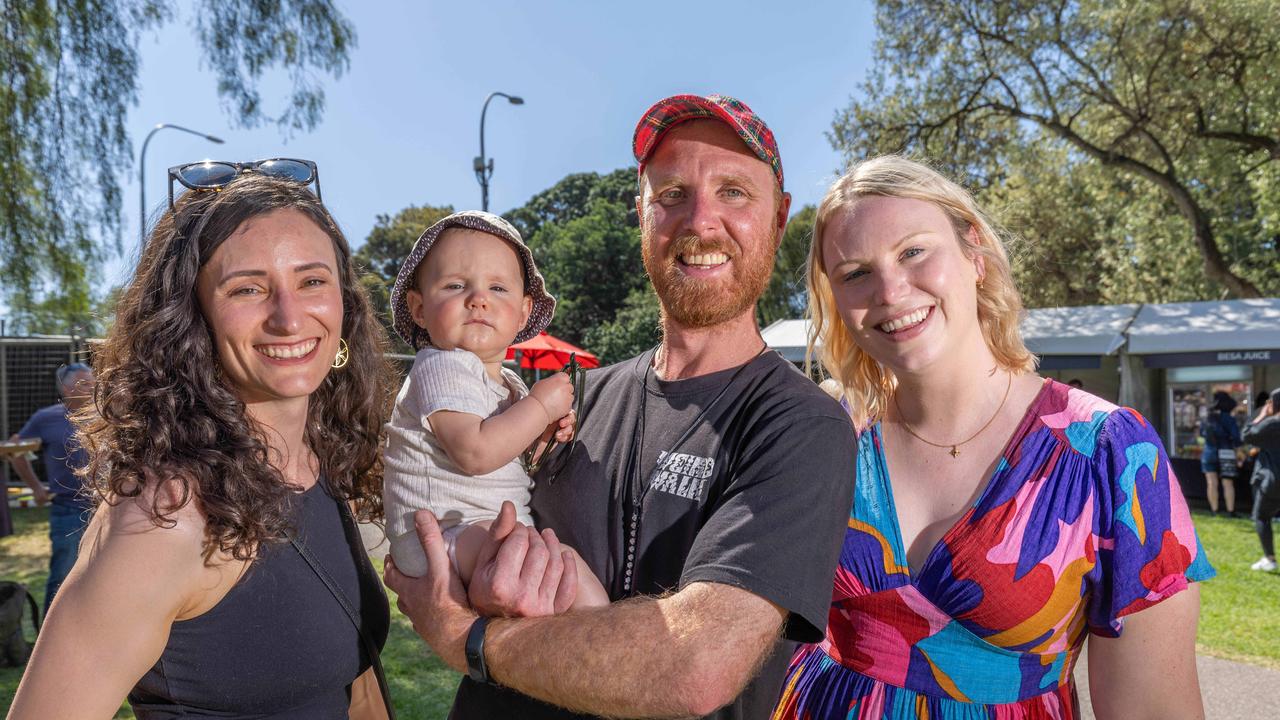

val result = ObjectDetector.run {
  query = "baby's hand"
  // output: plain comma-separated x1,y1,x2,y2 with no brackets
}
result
530,372,574,421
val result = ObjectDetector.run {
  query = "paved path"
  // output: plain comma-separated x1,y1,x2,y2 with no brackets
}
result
1074,646,1280,719
359,521,390,557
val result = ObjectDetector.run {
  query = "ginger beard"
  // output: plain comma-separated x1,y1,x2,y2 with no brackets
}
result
642,223,778,328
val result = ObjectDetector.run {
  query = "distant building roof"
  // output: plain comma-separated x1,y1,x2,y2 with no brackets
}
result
1126,298,1280,354
1020,304,1137,356
761,319,811,362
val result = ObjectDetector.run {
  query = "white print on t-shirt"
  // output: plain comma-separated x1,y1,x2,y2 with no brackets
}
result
650,451,715,501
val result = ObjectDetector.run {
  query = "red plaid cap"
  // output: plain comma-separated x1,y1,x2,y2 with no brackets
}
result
633,94,783,190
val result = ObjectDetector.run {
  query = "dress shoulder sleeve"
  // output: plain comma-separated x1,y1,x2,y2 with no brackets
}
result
1085,407,1215,636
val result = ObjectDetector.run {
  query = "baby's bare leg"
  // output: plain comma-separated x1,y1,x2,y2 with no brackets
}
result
565,546,609,610
451,521,494,586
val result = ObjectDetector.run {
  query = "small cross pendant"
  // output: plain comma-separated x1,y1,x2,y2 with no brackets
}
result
949,446,960,458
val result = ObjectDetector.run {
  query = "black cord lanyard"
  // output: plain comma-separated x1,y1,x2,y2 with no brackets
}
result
618,343,767,593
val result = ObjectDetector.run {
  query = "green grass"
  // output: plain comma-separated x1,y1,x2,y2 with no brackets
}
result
1190,508,1280,669
3,506,1276,713
0,506,459,717
375,555,464,719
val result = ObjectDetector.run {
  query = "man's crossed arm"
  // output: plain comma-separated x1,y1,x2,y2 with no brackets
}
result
383,502,786,719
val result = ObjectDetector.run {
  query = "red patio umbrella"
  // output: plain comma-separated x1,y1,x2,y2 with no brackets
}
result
506,331,600,371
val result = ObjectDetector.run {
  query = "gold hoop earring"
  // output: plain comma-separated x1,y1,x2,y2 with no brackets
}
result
331,338,349,369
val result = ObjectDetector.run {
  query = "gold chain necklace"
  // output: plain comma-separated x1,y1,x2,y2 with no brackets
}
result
893,372,1012,458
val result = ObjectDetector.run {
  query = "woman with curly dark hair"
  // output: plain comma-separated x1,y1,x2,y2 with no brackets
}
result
10,164,398,719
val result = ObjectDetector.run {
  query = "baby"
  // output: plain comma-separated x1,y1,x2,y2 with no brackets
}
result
383,211,607,609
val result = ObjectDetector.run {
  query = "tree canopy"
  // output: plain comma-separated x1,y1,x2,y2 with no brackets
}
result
353,203,455,352
526,198,643,352
758,204,816,328
503,169,647,361
0,0,355,333
505,168,638,241
834,0,1279,304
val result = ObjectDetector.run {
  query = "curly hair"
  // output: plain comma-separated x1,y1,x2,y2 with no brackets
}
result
806,156,1036,428
77,174,395,560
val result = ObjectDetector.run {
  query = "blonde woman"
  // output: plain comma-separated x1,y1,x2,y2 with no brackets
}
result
773,157,1212,719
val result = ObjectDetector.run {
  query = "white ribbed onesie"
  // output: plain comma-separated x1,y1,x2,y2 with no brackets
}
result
383,347,534,577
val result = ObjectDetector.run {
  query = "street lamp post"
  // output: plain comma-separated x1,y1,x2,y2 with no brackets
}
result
139,123,224,243
474,92,524,212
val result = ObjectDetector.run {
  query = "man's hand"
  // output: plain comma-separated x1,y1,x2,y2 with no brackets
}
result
469,501,578,617
549,409,576,444
8,435,50,507
382,509,477,673
1256,399,1274,423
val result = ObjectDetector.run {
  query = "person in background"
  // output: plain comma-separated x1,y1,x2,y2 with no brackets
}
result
1202,390,1242,517
8,363,95,614
1238,391,1270,487
1242,389,1280,572
1067,377,1084,389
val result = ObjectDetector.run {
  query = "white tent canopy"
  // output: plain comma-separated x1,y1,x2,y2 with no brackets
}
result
1126,298,1280,354
1020,304,1137,356
761,319,812,362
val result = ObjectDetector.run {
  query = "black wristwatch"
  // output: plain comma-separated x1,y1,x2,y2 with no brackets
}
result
464,616,493,685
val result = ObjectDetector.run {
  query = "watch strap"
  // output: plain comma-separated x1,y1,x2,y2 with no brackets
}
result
465,616,493,684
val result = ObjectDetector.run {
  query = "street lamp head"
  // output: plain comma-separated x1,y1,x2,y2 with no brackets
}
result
139,122,225,244
477,92,525,211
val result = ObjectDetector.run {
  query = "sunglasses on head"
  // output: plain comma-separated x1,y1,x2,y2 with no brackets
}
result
167,158,321,209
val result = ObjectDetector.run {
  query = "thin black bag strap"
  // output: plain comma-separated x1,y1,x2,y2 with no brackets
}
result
288,503,396,720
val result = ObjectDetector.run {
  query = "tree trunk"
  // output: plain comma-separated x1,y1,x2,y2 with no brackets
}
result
1030,113,1264,298
1165,183,1263,299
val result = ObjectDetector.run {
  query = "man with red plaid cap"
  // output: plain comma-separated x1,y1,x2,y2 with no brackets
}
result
387,94,855,719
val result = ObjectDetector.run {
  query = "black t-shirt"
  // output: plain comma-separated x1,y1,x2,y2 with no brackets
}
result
451,349,856,720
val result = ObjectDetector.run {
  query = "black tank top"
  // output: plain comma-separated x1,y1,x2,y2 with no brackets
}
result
129,480,390,719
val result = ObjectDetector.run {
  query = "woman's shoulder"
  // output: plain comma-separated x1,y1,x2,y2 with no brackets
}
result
91,477,212,565
1044,378,1121,417
75,478,230,618
1036,380,1159,456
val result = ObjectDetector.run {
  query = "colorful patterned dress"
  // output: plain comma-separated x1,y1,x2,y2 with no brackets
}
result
773,380,1213,719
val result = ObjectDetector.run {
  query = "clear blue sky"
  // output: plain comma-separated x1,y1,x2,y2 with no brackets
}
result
113,0,876,287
